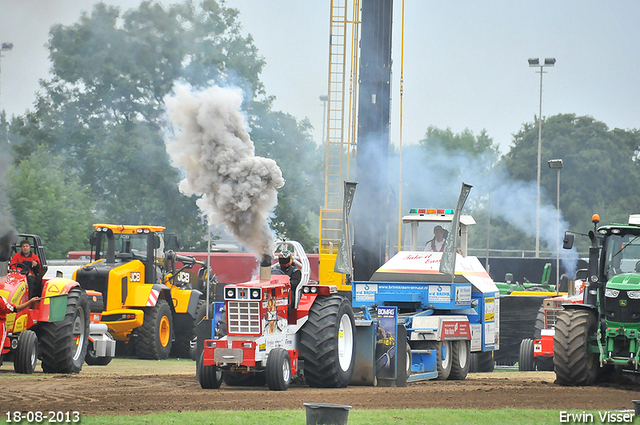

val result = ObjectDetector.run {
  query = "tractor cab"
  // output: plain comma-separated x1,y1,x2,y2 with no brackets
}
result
8,234,49,298
10,234,48,268
90,224,165,280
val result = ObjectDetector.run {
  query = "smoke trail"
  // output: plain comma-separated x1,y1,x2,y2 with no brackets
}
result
163,84,284,258
397,143,578,276
0,144,17,262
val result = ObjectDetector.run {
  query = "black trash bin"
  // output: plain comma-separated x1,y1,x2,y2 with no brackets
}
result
303,402,352,425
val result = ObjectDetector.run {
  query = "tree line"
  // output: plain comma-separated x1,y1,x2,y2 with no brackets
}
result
1,0,638,260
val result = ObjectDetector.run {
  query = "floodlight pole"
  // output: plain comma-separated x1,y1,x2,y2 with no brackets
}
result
529,57,556,258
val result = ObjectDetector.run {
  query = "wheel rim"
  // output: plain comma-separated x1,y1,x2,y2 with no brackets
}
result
282,357,291,383
72,306,86,362
458,341,469,369
159,316,171,347
337,313,354,371
441,341,451,371
30,346,37,369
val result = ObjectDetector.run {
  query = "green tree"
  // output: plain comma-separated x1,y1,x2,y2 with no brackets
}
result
7,147,93,258
503,113,640,253
9,0,321,251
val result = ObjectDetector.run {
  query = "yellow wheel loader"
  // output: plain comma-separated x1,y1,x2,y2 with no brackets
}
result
73,224,207,360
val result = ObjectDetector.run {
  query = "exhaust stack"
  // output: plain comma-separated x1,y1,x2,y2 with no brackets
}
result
0,229,18,277
260,256,272,282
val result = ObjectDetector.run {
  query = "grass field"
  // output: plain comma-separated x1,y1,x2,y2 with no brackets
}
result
38,408,620,425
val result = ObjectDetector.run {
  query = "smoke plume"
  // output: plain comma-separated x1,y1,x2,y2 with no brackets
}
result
163,84,284,258
0,146,17,262
397,143,579,277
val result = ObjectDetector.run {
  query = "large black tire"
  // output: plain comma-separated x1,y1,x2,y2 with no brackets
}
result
519,338,535,371
424,340,452,380
266,348,291,391
135,299,173,360
299,295,355,388
172,299,206,359
222,371,267,386
38,288,90,373
84,340,113,366
554,309,599,386
448,340,470,380
14,329,38,374
198,350,222,389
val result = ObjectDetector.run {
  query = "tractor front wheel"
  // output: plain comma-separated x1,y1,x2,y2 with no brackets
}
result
38,288,90,373
519,338,535,371
266,348,291,391
300,295,355,388
554,309,599,386
197,350,222,389
424,340,452,380
85,340,113,366
14,330,38,374
449,340,470,380
136,299,173,360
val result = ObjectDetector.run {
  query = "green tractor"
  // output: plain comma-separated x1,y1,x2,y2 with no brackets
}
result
556,213,640,385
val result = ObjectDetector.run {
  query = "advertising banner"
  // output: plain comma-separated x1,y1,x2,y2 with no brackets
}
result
376,306,398,380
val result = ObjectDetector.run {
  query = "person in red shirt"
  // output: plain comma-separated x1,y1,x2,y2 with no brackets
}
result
0,295,40,356
10,240,42,298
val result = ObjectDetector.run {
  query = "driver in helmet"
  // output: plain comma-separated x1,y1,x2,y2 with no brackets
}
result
10,240,42,298
272,250,302,303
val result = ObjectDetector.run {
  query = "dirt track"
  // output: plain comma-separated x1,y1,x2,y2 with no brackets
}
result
0,359,638,416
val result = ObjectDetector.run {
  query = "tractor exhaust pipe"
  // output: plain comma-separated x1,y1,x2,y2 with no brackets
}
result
260,256,272,282
0,229,18,277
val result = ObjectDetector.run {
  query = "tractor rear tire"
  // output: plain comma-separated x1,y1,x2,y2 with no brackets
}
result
223,371,266,386
424,340,452,380
14,330,38,374
135,299,173,360
299,295,355,388
519,338,535,371
448,340,470,380
197,350,222,389
554,309,599,386
38,288,90,373
172,299,206,359
85,340,113,366
266,348,291,391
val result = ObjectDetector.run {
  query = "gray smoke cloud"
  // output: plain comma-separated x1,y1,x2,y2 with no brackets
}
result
163,84,285,258
0,144,17,262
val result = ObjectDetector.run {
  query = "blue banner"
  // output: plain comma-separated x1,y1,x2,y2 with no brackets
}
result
376,306,398,380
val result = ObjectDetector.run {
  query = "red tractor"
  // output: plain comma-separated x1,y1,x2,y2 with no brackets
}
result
518,273,585,371
197,241,356,391
0,234,107,373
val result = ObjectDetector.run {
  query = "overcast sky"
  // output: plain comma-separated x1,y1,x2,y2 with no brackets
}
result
1,0,638,154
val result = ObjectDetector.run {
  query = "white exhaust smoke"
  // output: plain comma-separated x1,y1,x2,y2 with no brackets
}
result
163,84,284,258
